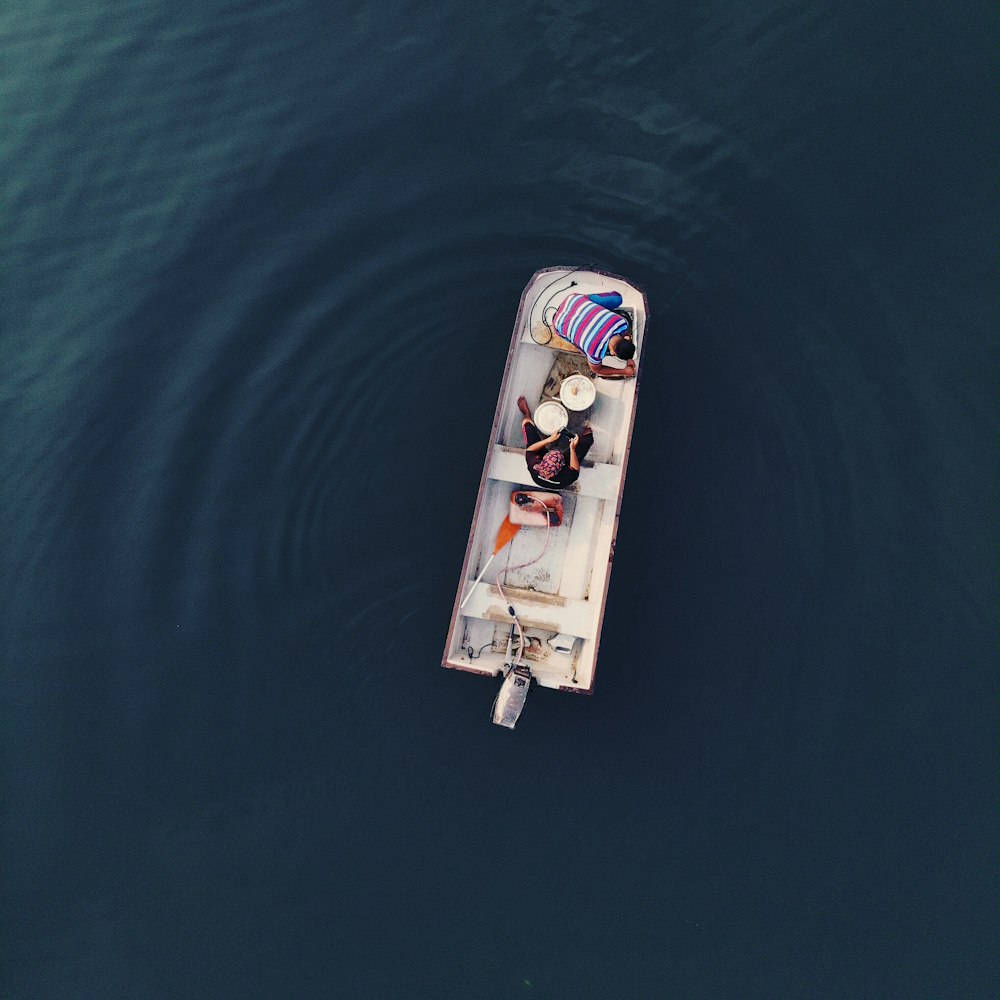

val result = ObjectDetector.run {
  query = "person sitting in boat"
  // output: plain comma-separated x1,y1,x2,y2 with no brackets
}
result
552,290,636,379
517,396,594,488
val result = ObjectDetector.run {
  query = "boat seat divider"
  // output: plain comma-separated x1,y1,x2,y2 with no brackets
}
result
487,445,620,500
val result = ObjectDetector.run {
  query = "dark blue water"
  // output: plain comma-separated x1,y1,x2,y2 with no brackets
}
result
3,2,995,997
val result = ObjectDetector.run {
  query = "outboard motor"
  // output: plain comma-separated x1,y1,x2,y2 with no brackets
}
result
491,665,531,729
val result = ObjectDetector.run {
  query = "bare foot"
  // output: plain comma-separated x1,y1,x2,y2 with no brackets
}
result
516,396,532,418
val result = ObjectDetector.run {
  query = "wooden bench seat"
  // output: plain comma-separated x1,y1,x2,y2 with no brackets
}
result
487,445,621,501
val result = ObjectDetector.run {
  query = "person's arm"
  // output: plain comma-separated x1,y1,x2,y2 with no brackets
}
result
568,436,581,471
588,359,637,379
525,430,561,453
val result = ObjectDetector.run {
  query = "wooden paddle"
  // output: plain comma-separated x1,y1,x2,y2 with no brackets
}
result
459,516,522,609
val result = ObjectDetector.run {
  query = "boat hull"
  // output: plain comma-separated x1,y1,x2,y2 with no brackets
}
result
442,267,648,698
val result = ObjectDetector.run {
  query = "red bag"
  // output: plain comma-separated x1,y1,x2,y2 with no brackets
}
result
508,490,563,527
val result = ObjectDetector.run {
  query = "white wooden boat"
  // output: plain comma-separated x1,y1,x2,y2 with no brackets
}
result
442,266,649,727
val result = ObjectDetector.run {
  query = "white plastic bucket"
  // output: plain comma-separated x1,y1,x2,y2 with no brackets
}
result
533,399,569,434
559,374,597,411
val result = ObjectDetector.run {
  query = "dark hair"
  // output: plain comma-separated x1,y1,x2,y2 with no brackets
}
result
614,337,635,361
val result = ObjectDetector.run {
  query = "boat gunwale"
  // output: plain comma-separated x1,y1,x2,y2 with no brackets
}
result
442,265,649,695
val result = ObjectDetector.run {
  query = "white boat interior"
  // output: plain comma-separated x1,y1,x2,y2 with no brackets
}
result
443,267,648,697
